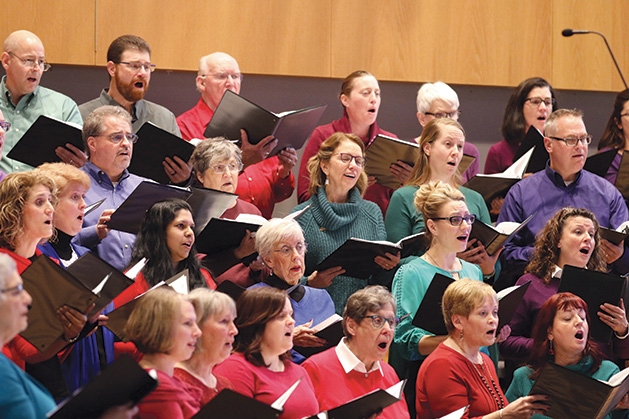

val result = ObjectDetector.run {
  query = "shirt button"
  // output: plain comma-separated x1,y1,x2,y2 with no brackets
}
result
248,177,252,181
124,244,129,248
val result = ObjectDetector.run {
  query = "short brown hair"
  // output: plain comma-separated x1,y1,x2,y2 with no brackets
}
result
442,279,496,333
339,70,374,103
125,287,188,354
306,132,368,196
342,285,395,340
107,34,151,64
233,287,291,367
0,172,57,250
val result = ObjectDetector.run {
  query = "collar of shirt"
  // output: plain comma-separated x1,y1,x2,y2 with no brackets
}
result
544,161,583,188
1,75,38,110
101,88,140,123
334,337,383,376
552,265,563,279
83,159,130,187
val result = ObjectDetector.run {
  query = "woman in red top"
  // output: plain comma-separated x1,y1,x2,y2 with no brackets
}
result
416,279,548,419
297,70,406,215
174,288,237,405
0,171,90,400
126,287,202,419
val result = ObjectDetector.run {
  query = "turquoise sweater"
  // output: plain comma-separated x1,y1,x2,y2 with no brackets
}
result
292,187,387,314
505,356,625,419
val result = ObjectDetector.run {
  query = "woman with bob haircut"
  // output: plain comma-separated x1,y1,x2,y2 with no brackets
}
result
297,70,403,214
302,285,410,418
385,118,497,278
126,287,202,419
597,89,629,185
214,287,319,419
190,137,266,288
506,292,629,418
485,77,556,174
114,199,214,308
292,132,400,314
250,218,335,361
174,288,237,404
0,171,91,400
500,207,629,367
416,279,548,418
35,162,116,396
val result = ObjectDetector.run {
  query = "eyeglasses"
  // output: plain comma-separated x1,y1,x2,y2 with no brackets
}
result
204,72,243,82
432,214,476,226
424,110,461,120
210,162,244,175
0,121,11,132
94,132,139,144
8,52,51,72
547,135,592,147
274,242,308,257
336,153,366,167
364,315,402,329
524,97,555,107
1,283,24,297
117,61,156,73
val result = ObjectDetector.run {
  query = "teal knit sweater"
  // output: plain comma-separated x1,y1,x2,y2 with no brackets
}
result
292,187,387,313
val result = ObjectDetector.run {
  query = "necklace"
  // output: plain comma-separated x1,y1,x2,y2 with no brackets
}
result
423,252,459,277
473,359,506,409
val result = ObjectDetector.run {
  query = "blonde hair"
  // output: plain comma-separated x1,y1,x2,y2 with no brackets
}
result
413,180,465,243
442,279,497,333
35,162,90,193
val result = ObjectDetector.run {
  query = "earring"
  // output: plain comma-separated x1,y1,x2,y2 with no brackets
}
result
325,178,329,186
548,340,554,356
459,330,464,343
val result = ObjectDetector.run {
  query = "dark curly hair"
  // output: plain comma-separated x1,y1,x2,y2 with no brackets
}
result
525,207,606,284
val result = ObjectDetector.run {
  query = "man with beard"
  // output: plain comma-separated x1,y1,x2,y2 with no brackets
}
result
78,35,188,182
177,52,295,218
0,30,83,173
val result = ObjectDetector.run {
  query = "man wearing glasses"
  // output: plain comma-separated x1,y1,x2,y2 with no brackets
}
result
0,30,83,174
496,108,629,289
74,105,145,271
79,35,188,183
177,52,296,218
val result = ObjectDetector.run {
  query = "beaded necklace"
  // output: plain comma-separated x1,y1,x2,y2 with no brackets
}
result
473,359,506,409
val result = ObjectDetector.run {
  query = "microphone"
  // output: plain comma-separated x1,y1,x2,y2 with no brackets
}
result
561,29,590,37
562,28,628,89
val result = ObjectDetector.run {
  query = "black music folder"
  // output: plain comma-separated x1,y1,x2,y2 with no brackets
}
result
7,115,84,168
204,90,326,155
129,122,195,184
313,233,425,280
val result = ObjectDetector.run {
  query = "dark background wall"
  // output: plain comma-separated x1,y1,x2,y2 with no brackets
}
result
30,65,619,214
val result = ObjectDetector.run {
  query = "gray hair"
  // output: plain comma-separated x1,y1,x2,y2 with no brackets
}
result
0,253,17,293
189,137,242,177
255,218,304,259
416,81,459,113
82,105,133,153
342,286,396,340
544,108,584,138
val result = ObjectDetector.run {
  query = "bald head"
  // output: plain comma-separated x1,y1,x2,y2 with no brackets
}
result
1,30,46,104
196,52,242,110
